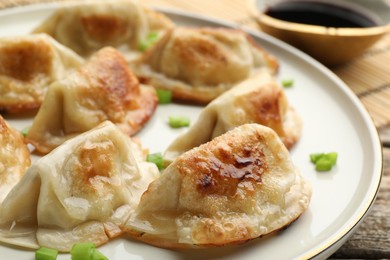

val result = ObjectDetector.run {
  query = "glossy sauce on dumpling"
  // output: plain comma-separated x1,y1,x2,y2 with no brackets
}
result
125,124,311,248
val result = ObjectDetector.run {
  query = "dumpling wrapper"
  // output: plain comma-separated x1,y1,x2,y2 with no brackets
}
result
0,121,160,252
32,0,174,61
125,124,311,248
133,27,279,103
26,47,158,154
0,115,31,203
164,72,301,164
0,34,84,113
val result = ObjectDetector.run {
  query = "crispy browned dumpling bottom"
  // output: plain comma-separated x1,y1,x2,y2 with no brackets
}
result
125,124,311,249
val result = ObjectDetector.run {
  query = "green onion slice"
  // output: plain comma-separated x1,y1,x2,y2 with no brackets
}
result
310,152,338,172
35,247,58,260
21,125,31,137
71,242,96,260
310,153,324,163
168,116,190,128
156,89,172,104
315,158,333,171
323,152,338,166
146,152,164,170
139,32,159,52
282,79,294,88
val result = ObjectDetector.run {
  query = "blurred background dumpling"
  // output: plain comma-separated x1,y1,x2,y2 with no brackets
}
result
133,27,279,103
0,34,83,114
32,0,174,61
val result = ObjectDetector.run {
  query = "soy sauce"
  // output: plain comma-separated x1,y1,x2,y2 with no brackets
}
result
265,0,379,28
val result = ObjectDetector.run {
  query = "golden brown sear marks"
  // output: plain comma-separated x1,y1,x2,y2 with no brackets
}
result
134,27,280,104
25,47,157,154
0,115,31,202
78,141,115,179
81,15,128,43
78,47,141,117
178,129,267,197
244,84,287,144
0,40,52,82
174,36,227,73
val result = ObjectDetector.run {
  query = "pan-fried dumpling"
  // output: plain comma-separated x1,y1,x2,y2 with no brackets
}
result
133,27,279,104
125,124,311,248
32,0,174,61
0,115,31,203
164,72,301,164
0,34,83,114
0,121,160,252
26,47,158,154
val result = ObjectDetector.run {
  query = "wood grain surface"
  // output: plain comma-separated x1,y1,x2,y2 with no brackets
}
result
0,0,389,259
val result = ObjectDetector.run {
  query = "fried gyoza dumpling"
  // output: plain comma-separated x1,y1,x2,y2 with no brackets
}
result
0,34,83,113
0,121,160,252
26,47,157,154
32,0,174,61
133,27,279,103
124,124,311,248
0,115,31,203
164,72,301,164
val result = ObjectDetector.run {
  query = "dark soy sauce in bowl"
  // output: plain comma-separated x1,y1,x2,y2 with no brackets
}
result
265,0,380,28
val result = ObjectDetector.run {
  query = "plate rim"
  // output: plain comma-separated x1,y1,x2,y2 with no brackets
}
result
156,8,384,259
0,2,384,259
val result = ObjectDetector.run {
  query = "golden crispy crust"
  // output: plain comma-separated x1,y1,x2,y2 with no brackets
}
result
125,124,311,249
32,0,174,59
0,34,83,114
0,121,160,252
135,27,279,104
163,72,302,166
0,115,31,203
76,47,158,136
26,47,157,154
238,76,300,149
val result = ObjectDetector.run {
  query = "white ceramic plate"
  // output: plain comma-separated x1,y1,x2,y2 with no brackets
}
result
0,3,383,260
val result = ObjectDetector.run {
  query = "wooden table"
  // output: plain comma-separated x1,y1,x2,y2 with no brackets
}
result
1,0,389,259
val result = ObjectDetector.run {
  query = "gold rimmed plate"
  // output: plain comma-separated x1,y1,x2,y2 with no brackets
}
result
0,3,383,259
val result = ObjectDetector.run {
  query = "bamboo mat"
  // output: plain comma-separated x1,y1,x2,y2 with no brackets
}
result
1,0,390,128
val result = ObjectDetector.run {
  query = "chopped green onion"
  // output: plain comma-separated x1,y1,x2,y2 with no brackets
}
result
168,116,190,128
146,32,159,40
315,158,333,171
71,242,96,260
156,89,172,104
324,152,338,166
91,249,108,260
70,242,108,260
146,152,164,170
21,125,30,137
35,247,58,260
282,79,294,88
139,32,159,52
310,153,324,163
310,152,338,172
